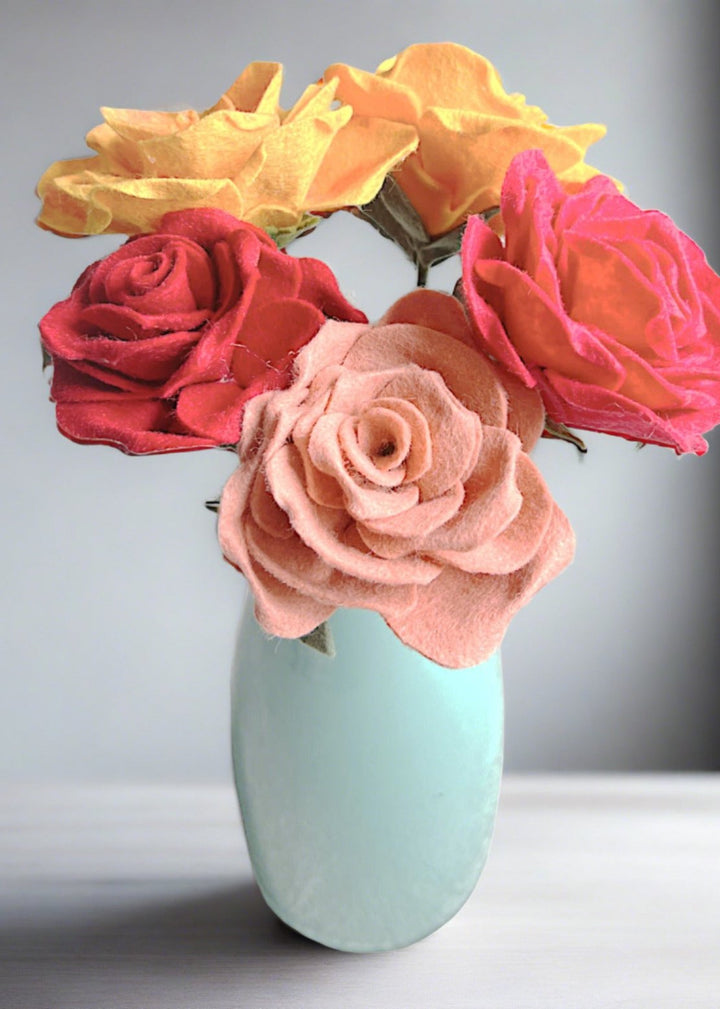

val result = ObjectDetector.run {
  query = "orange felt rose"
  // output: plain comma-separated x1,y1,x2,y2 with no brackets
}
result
36,62,417,241
324,43,607,237
218,290,575,668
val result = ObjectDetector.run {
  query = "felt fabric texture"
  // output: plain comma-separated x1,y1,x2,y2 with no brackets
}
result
461,151,720,455
324,43,607,238
39,208,366,454
35,62,418,239
218,289,575,668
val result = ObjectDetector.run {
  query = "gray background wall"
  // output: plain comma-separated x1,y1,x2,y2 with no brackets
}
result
2,0,719,781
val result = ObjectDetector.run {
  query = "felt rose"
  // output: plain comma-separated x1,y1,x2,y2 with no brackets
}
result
218,290,575,668
461,151,720,455
323,43,607,237
36,62,417,241
39,208,366,454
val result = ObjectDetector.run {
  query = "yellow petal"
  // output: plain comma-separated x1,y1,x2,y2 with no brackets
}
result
554,122,607,148
97,107,200,142
243,202,314,233
86,109,203,175
377,42,546,121
241,107,351,218
306,115,418,211
102,176,247,231
36,166,106,235
325,44,611,237
399,108,606,235
282,79,338,125
37,155,104,197
135,110,277,178
37,170,247,235
84,123,143,175
323,63,421,124
206,62,283,116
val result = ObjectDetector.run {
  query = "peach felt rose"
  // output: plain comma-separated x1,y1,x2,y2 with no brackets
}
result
218,290,575,668
36,62,417,241
323,42,607,237
461,151,720,455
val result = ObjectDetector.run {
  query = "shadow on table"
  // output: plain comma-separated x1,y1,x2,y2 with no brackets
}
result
1,882,389,1007
2,880,341,961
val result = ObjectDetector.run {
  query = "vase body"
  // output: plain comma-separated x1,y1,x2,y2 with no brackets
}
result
231,596,504,953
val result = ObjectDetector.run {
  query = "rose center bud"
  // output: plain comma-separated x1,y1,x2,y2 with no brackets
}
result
104,253,170,303
356,407,411,473
129,254,165,291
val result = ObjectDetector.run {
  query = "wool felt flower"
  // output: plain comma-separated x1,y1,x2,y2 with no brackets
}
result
323,42,606,238
461,151,720,455
35,62,418,240
218,289,575,668
39,208,366,454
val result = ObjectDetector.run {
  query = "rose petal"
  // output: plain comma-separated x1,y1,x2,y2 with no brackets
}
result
385,503,575,667
266,444,440,585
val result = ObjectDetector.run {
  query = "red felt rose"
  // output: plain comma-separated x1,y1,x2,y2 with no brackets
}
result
461,150,720,455
39,208,366,453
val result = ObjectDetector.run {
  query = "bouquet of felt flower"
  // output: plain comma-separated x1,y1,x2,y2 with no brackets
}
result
36,43,720,670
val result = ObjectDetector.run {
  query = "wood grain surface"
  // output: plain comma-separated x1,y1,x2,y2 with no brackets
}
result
1,777,718,1008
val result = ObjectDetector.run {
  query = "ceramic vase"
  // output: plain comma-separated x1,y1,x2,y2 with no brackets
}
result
231,594,504,952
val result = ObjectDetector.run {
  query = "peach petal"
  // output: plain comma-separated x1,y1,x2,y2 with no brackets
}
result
323,366,406,415
249,469,293,540
219,465,332,638
356,482,465,558
265,445,439,585
385,565,511,668
499,370,546,451
419,428,523,553
359,427,520,557
248,555,334,638
369,398,433,482
431,454,553,574
245,515,339,591
298,463,345,510
386,503,575,667
355,408,412,472
379,369,483,498
307,414,420,519
343,322,509,425
338,412,409,487
246,519,420,619
291,320,370,388
379,289,477,349
251,560,335,639
294,420,347,510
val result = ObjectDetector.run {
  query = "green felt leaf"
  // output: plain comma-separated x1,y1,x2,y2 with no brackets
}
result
266,214,322,249
299,621,336,658
543,418,587,454
355,177,499,285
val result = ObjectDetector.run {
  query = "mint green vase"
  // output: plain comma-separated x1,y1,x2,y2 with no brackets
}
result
231,595,504,953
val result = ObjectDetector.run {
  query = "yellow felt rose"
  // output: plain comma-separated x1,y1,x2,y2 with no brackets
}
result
36,62,418,240
324,43,608,237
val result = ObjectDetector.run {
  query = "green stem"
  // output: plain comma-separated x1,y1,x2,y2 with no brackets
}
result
416,261,429,288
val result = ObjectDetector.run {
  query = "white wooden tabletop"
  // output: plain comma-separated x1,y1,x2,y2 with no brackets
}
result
1,777,719,1009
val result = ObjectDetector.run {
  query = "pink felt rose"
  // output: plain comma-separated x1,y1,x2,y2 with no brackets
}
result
461,150,720,455
218,289,575,668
